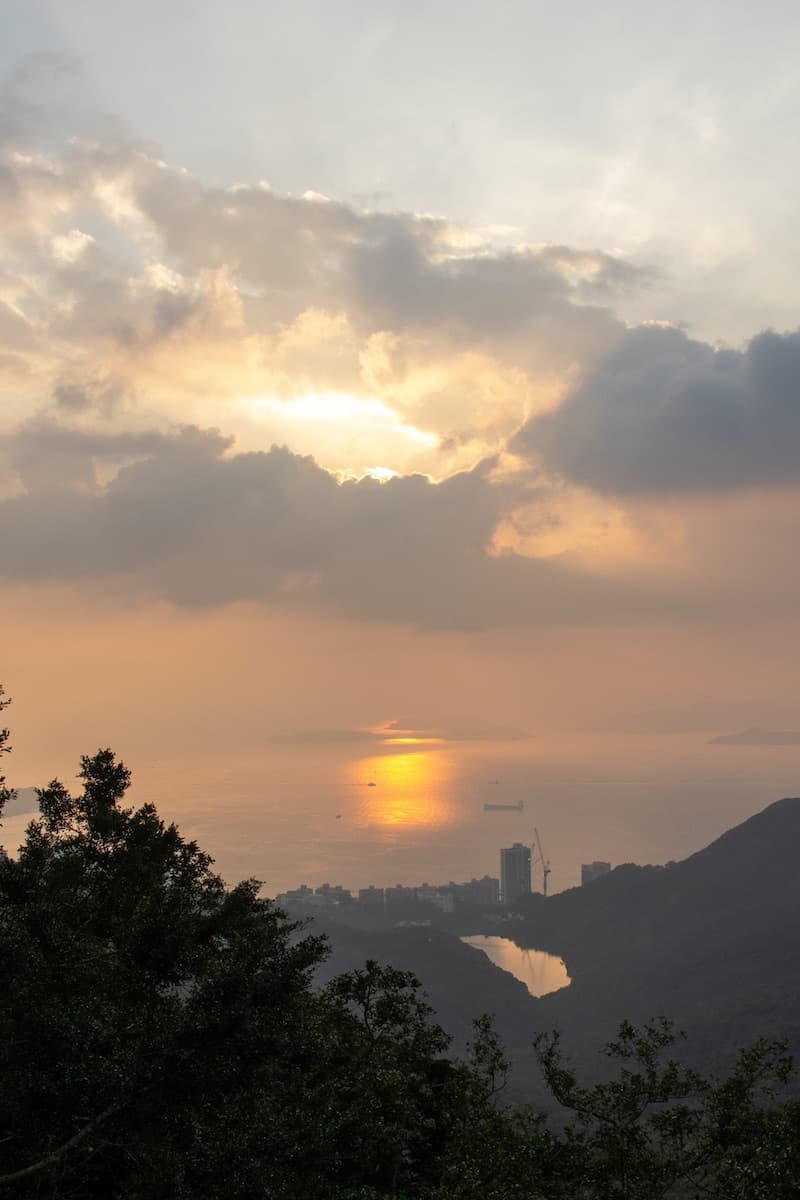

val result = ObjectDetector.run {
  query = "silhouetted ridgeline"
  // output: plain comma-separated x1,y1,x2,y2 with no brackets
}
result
521,796,800,1063
314,798,800,1094
314,920,542,1058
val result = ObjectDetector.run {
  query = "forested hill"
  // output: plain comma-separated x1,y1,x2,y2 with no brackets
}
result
518,796,800,1074
514,795,800,976
316,797,800,1093
315,920,543,1059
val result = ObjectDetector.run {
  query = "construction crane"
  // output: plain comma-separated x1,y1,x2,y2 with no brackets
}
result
531,827,552,897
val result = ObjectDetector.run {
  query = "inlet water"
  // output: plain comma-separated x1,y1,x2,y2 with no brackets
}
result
461,935,570,997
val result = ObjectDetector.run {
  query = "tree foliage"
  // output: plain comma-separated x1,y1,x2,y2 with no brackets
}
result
0,726,545,1198
534,1017,799,1199
1,747,329,1197
1,694,798,1198
0,684,14,821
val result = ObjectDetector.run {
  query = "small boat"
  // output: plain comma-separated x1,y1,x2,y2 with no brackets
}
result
483,801,524,812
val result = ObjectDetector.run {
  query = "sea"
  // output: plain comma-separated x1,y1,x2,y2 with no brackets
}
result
4,734,799,897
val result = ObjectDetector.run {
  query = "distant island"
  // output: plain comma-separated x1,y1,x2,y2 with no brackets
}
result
710,726,800,745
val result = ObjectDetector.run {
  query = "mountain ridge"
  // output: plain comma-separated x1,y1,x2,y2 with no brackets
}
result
317,796,800,1096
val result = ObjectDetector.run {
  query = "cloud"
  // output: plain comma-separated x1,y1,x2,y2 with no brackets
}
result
616,701,800,736
710,727,800,746
268,728,378,746
0,421,229,494
515,325,800,494
382,719,530,743
268,719,530,745
343,230,626,358
0,119,630,365
3,81,800,635
1,785,38,817
0,92,647,473
0,53,82,146
0,422,676,629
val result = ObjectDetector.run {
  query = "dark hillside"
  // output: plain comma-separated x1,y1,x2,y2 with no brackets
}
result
519,796,800,1076
314,920,543,1054
314,798,800,1095
514,796,798,956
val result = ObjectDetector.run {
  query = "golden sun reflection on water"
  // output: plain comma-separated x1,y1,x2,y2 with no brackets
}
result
351,750,455,829
461,936,571,997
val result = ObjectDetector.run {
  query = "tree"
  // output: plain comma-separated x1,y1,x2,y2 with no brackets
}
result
698,1037,800,1199
425,1014,552,1200
0,711,543,1199
0,745,331,1197
0,684,14,823
533,1017,799,1199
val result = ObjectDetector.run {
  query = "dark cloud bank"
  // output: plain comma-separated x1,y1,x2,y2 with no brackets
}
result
517,326,800,494
0,423,671,630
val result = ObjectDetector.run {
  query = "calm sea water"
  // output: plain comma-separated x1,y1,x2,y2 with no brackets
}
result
4,737,798,896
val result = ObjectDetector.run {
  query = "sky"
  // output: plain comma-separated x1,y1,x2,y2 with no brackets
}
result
2,2,800,892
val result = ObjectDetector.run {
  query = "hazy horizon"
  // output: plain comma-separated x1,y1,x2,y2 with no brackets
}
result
5,726,800,897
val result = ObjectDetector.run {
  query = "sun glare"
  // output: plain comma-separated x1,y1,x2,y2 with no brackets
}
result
383,736,445,746
352,751,453,829
247,391,438,448
363,466,398,482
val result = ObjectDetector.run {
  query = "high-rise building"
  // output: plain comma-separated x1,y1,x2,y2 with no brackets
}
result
581,861,611,886
500,842,531,905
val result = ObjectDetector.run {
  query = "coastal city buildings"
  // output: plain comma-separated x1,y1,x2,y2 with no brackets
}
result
499,842,532,905
275,874,500,913
275,852,615,911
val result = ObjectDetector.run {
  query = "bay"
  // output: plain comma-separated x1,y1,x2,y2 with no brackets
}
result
461,934,570,997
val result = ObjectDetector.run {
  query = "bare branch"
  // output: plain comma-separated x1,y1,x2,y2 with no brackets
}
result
0,1102,123,1188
